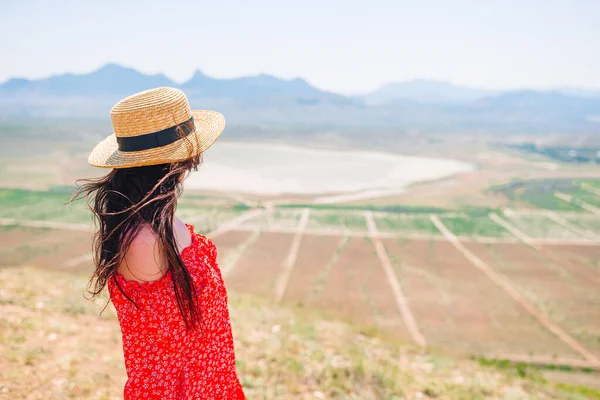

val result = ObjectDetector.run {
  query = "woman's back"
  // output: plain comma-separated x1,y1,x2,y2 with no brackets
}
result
109,224,245,399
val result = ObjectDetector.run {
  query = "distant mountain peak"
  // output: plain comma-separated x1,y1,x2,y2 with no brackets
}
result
90,64,173,82
0,63,176,96
88,63,142,77
364,79,495,104
1,77,30,92
292,76,308,83
96,63,126,71
405,78,449,84
190,69,207,79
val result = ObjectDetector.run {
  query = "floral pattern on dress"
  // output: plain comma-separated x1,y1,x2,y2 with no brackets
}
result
108,224,245,400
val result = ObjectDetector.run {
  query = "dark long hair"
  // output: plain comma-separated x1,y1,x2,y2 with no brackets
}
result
72,154,202,329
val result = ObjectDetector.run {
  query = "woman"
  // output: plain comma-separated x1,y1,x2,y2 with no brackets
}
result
75,87,245,399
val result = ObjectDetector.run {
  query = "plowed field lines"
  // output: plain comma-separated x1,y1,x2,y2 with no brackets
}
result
224,232,294,298
383,238,581,358
465,242,600,358
282,235,342,303
316,237,409,338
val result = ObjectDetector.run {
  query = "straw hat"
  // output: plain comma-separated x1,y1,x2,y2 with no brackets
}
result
88,87,225,168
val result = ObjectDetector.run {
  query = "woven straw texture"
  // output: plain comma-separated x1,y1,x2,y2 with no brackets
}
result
88,87,225,168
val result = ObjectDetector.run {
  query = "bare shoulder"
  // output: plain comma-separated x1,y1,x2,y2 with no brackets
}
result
173,216,193,252
118,225,167,282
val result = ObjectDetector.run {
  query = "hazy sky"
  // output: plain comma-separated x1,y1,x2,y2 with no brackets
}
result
1,0,599,94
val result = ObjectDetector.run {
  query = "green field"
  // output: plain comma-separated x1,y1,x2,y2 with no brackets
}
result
3,185,600,242
177,206,247,233
491,179,586,211
578,180,600,190
242,208,303,229
439,214,513,238
521,188,584,211
0,188,90,223
307,210,369,232
501,213,584,239
0,187,248,234
566,216,600,235
564,187,600,208
373,213,439,235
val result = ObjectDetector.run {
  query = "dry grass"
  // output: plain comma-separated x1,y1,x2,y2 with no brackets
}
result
0,266,592,400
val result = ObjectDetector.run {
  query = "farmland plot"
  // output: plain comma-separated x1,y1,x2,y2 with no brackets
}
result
383,239,580,358
0,225,52,251
465,242,600,357
33,234,94,272
499,181,583,211
580,180,600,189
372,213,439,237
242,209,302,230
439,215,513,239
177,207,245,233
538,245,600,287
306,210,368,234
176,205,216,219
225,232,294,298
0,228,89,268
315,237,409,338
0,189,91,224
541,245,600,275
566,188,600,208
212,230,256,273
282,234,344,304
502,214,583,240
566,215,600,236
549,245,600,262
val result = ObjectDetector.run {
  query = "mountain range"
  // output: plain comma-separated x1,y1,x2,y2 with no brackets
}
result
1,63,599,134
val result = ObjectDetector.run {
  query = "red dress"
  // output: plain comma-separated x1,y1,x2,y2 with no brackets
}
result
108,224,245,399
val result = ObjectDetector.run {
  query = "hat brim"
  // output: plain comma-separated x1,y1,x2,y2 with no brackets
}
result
88,110,225,168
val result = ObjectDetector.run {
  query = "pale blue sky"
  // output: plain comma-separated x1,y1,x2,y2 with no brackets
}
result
1,0,598,94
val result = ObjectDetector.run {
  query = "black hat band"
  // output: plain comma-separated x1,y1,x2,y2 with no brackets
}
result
117,116,195,152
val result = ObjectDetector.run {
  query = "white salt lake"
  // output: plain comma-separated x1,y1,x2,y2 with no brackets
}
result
185,142,473,203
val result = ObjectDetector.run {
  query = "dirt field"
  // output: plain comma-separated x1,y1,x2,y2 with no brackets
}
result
539,245,600,287
465,242,600,358
549,244,600,262
282,234,343,303
0,226,52,251
383,239,581,358
0,228,89,267
224,232,294,298
304,237,374,326
33,236,93,271
212,230,255,262
311,237,411,339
